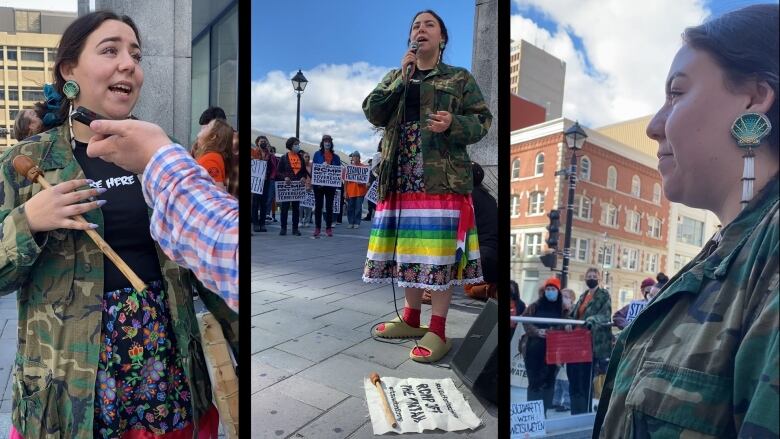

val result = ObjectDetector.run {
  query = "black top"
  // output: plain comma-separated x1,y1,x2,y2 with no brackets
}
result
472,185,497,251
72,140,163,291
404,68,433,123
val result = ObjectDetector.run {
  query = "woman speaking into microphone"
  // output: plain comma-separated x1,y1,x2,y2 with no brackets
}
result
362,10,492,363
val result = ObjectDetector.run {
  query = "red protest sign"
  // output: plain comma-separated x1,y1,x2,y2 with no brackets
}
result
545,328,592,365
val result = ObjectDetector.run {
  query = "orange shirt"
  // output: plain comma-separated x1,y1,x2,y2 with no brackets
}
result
198,151,225,183
250,147,262,160
576,290,595,319
287,151,302,175
324,150,334,164
345,163,368,197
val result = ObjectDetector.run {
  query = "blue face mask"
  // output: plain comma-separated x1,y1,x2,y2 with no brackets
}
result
292,144,301,153
545,289,558,302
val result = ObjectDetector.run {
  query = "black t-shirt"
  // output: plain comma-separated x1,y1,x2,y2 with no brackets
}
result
72,140,163,291
404,68,432,123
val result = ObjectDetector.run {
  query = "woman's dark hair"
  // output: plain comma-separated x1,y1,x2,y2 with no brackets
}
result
285,137,299,150
13,110,37,141
319,135,333,151
199,106,226,125
255,135,268,146
408,10,449,58
53,11,141,119
683,4,779,148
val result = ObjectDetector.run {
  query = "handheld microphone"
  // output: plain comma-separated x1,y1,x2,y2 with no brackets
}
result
405,40,419,79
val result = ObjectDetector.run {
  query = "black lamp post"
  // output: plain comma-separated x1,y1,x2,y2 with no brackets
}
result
291,69,308,139
561,121,587,288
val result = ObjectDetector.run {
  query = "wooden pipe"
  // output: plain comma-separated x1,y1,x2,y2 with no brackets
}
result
369,372,397,428
13,155,147,292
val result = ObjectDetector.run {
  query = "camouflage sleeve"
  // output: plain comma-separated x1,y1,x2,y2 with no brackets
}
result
0,157,44,295
445,71,492,146
362,69,405,127
586,291,612,327
734,243,779,437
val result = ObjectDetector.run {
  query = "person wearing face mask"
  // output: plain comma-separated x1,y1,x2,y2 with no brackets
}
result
595,6,779,436
567,267,612,415
550,288,577,413
519,277,568,416
612,277,655,330
345,151,369,228
300,151,314,227
275,137,309,236
311,134,341,237
252,136,272,233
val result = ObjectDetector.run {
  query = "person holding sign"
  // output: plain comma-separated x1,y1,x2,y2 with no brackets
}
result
275,137,309,236
311,134,342,237
595,5,779,437
362,10,492,363
345,151,369,228
300,151,314,227
612,277,654,330
520,278,569,416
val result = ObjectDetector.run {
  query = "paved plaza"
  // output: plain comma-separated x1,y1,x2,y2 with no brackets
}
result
251,217,498,438
0,293,15,438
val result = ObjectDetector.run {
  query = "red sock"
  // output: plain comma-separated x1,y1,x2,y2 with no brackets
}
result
402,307,421,328
428,315,446,342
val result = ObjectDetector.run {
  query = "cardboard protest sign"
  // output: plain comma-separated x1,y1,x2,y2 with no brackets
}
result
275,180,306,202
333,189,342,214
311,163,342,187
626,300,648,323
365,180,379,205
344,164,370,183
510,324,529,389
510,400,546,438
364,377,481,434
250,160,267,195
300,190,315,208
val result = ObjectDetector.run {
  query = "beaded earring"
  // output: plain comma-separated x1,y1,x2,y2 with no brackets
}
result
730,112,772,209
63,80,80,148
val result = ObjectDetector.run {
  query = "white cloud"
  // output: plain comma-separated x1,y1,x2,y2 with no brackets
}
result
0,0,76,12
251,62,391,159
512,0,710,127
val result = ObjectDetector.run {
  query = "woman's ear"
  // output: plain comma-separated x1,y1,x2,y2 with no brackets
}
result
59,61,75,81
745,80,776,115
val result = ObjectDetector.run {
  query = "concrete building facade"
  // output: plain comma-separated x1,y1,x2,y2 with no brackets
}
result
0,7,76,150
510,118,671,308
510,39,565,120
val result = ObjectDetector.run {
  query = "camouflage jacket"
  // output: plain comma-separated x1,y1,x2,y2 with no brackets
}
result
0,125,218,439
362,62,492,200
569,287,613,359
593,175,779,438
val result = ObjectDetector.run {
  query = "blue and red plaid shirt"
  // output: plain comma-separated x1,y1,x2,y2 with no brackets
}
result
142,144,238,312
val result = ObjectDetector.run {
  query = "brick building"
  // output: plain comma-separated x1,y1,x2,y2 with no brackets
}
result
510,118,670,308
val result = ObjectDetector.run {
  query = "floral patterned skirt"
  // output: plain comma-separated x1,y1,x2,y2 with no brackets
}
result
362,121,483,290
94,280,193,438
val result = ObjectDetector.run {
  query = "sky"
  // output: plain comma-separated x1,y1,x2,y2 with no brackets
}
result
0,0,76,12
511,0,779,128
251,0,476,158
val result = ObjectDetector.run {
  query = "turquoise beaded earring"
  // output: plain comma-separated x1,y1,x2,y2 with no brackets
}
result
63,79,80,147
730,112,772,209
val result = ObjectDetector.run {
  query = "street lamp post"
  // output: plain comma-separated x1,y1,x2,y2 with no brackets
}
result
291,69,308,139
561,121,587,288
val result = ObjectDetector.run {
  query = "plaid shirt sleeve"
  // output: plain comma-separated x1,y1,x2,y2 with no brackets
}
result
142,144,238,313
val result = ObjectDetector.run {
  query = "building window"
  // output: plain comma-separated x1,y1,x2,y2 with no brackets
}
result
653,183,662,204
627,210,641,233
511,159,521,179
622,247,639,271
631,175,641,197
607,166,617,190
574,238,589,262
511,234,518,257
6,48,17,61
597,243,614,267
677,216,704,246
22,87,44,102
602,203,618,227
580,156,591,181
648,217,661,238
574,195,592,220
521,270,540,303
7,90,18,101
8,106,20,121
20,47,44,62
525,233,543,257
15,11,41,33
528,191,544,215
646,253,659,273
534,153,544,176
673,253,692,271
511,195,521,217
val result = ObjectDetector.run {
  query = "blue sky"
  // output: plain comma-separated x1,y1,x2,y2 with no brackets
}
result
250,0,478,157
511,0,778,127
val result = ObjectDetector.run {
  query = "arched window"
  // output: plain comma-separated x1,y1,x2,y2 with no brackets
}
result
511,195,521,217
528,191,545,214
602,203,618,226
653,183,662,204
575,195,592,219
607,166,617,190
512,159,521,179
580,156,591,181
631,175,641,197
534,153,545,176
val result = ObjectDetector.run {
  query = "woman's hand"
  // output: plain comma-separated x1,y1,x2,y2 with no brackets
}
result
537,329,547,338
427,111,452,133
24,179,105,233
401,48,417,80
